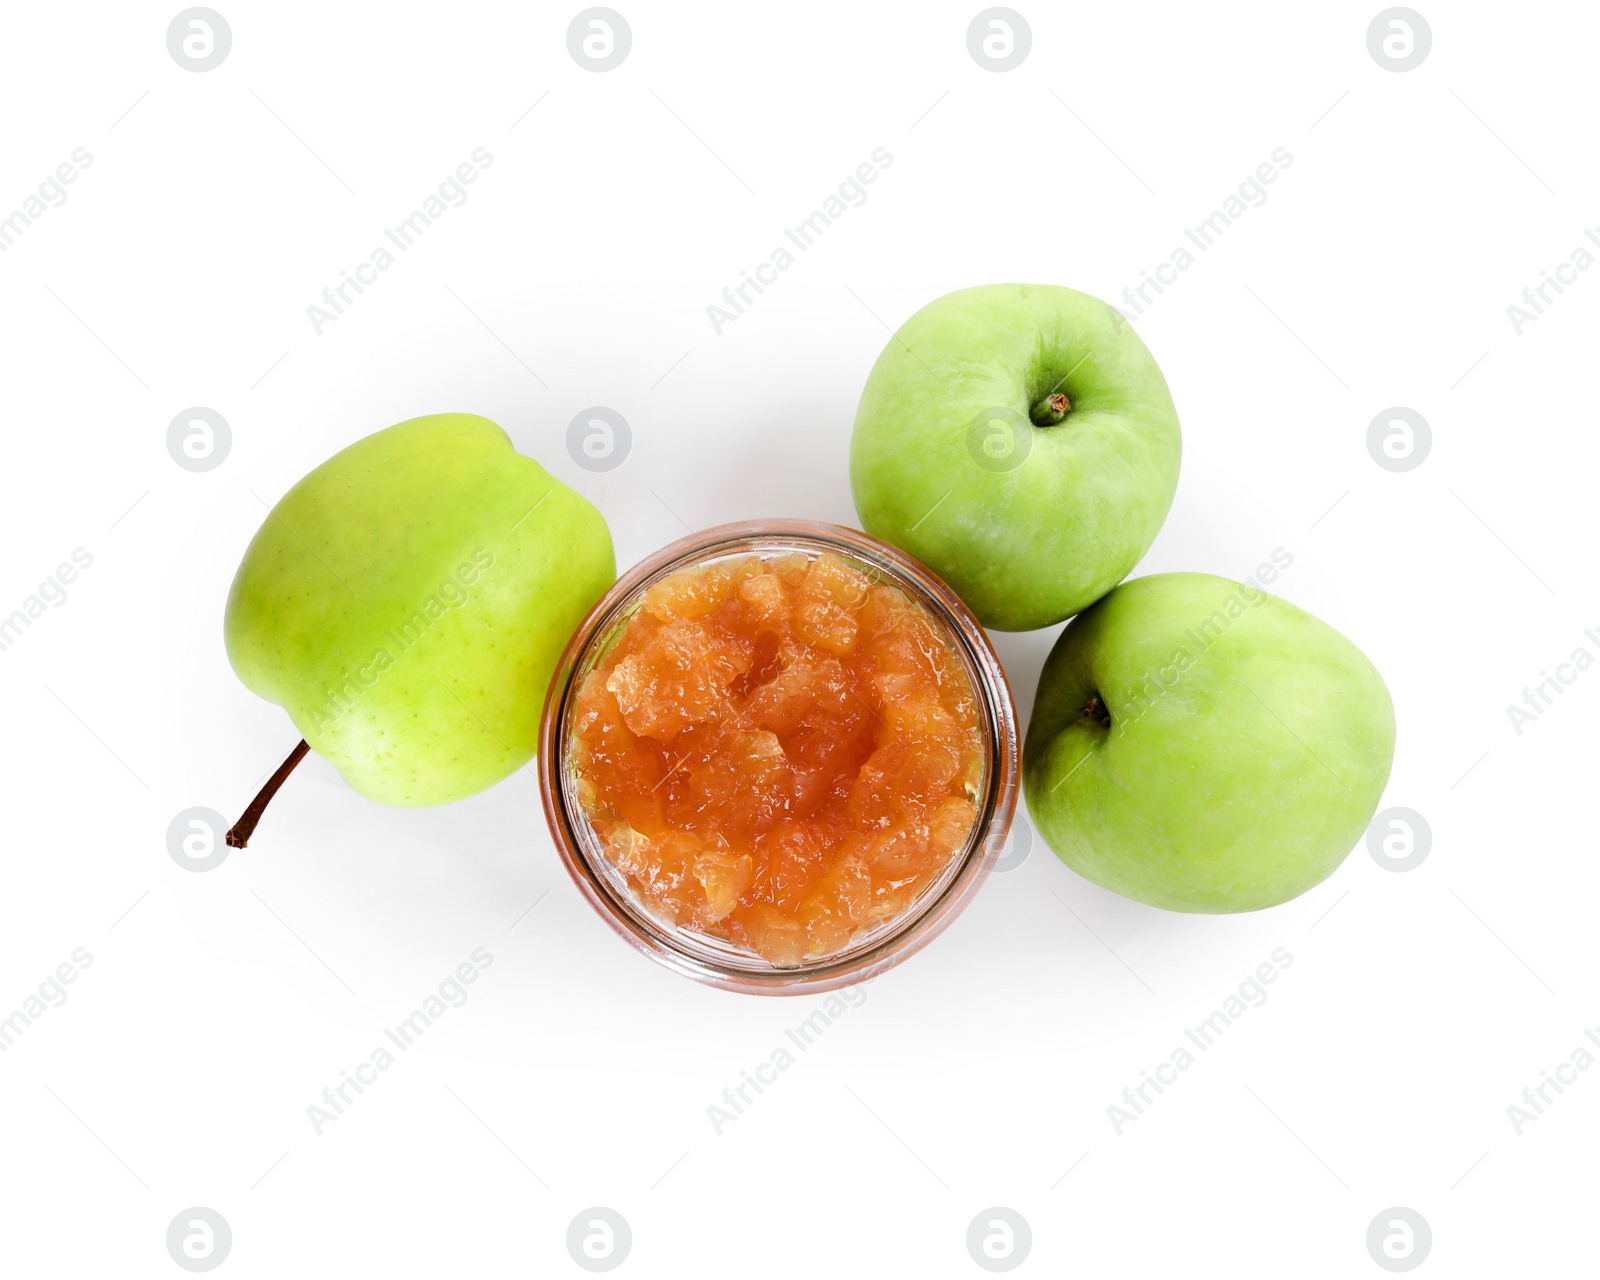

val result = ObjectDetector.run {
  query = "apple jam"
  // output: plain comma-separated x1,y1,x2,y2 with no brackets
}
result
566,551,984,966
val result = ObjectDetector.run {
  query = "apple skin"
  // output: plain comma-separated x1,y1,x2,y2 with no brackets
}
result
225,414,614,806
1024,573,1394,912
850,284,1181,631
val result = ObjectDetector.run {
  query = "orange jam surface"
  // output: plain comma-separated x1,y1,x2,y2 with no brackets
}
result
568,552,984,966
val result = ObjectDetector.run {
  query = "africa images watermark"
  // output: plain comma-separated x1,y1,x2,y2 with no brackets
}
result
307,947,493,1135
1505,1021,1600,1136
0,947,94,1053
706,147,894,335
1117,147,1294,321
706,981,870,1133
1111,548,1295,734
304,548,495,732
1107,948,1295,1134
306,147,495,335
0,147,94,253
1504,625,1600,736
0,547,94,655
1505,221,1600,335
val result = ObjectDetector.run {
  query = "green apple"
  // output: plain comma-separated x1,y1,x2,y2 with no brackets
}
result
1024,573,1394,912
850,283,1181,631
224,413,613,839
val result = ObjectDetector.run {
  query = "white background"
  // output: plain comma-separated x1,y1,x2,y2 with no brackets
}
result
2,1,1594,1274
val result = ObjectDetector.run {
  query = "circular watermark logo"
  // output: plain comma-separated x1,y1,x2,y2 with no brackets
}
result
567,9,631,71
1366,1206,1431,1271
1366,406,1430,472
168,808,230,873
567,1207,631,1272
567,406,632,472
167,9,232,72
967,9,1031,72
992,814,1033,873
166,1206,232,1272
1366,807,1431,873
1366,9,1431,72
966,1206,1031,1272
966,405,1033,474
167,407,232,472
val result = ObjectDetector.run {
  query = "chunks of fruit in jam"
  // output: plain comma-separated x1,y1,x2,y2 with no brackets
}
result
606,617,753,740
792,553,872,656
569,552,982,966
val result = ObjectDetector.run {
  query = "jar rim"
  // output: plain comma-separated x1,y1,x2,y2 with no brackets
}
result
537,519,1020,996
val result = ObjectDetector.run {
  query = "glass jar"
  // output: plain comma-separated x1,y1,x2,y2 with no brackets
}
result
537,520,1019,995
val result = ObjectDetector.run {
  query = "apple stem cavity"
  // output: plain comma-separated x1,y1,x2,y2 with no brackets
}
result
1029,392,1071,426
226,739,311,849
1080,694,1112,731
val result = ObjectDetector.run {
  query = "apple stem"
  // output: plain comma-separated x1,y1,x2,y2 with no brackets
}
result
1030,392,1071,426
1081,694,1112,731
226,739,310,849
